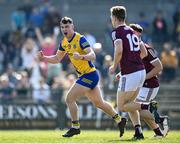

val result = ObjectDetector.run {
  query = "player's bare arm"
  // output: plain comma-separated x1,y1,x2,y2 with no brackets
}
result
140,42,148,59
73,47,96,61
109,39,123,74
37,50,66,64
146,58,163,80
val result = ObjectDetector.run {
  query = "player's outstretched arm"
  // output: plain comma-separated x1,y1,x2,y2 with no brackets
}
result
37,50,66,64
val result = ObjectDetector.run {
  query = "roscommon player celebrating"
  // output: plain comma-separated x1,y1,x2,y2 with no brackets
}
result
37,17,126,138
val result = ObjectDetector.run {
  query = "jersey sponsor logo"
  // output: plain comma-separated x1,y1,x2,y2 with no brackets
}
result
82,78,93,84
82,42,89,48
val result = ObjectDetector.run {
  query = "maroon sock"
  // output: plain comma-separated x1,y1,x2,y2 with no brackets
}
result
141,104,149,110
153,127,163,136
135,124,142,136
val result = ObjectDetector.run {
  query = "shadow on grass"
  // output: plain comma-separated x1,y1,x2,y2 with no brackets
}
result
107,139,137,143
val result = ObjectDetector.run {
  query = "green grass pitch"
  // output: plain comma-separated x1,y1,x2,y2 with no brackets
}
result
0,130,180,143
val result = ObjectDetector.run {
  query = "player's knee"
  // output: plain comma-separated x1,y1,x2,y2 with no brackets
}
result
65,96,74,105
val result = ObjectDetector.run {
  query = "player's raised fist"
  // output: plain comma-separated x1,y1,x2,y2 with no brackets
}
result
73,52,82,60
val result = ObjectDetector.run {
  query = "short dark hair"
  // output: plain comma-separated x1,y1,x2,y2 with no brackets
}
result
110,6,126,21
60,16,73,24
129,24,143,33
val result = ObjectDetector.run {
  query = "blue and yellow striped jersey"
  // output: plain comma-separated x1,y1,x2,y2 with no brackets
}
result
58,32,96,76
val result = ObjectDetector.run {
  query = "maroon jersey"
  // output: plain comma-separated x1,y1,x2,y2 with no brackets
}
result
112,25,144,75
142,43,160,88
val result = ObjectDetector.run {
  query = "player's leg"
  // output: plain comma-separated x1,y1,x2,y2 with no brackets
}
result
86,86,117,116
117,70,146,140
65,83,89,120
136,87,158,121
117,90,144,140
125,89,145,139
118,70,145,112
62,83,89,137
140,110,163,137
118,71,158,114
86,86,127,137
136,87,167,137
141,116,169,137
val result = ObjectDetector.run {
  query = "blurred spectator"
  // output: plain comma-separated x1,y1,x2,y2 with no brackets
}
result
64,74,76,89
35,27,59,77
16,71,31,99
21,0,33,22
32,77,50,104
61,74,76,102
161,42,179,82
10,30,24,69
1,31,22,69
0,40,5,73
138,12,149,29
137,12,151,43
29,7,44,27
35,27,58,56
66,63,76,76
104,21,113,55
47,63,62,85
93,43,105,72
6,64,19,86
173,4,180,46
23,22,36,39
152,10,168,44
11,7,26,31
0,50,4,74
173,4,180,29
101,55,114,89
61,54,70,71
42,6,61,35
29,57,42,87
0,75,16,104
51,76,64,102
84,32,96,47
174,27,180,47
21,38,38,76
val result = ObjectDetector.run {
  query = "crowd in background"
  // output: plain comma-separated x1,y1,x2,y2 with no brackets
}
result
0,0,180,104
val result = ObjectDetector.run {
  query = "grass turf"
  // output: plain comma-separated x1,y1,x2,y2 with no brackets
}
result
0,130,180,143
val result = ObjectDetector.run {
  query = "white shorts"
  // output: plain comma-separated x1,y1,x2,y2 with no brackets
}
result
118,70,146,92
136,87,159,102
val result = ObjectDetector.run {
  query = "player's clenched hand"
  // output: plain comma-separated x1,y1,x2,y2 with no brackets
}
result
109,65,116,75
115,72,121,81
73,52,82,60
37,51,44,61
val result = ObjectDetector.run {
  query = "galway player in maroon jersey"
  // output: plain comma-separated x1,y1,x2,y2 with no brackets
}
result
109,6,158,140
129,23,169,137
